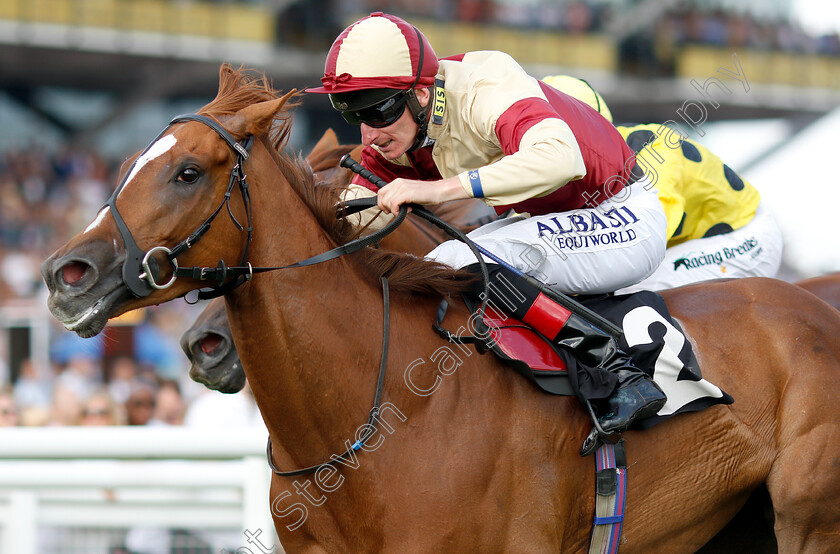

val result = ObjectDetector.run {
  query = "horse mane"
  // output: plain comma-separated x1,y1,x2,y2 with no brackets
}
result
275,152,473,297
201,64,472,297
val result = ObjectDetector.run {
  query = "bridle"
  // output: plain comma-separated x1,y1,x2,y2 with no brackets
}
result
105,113,254,299
107,112,430,302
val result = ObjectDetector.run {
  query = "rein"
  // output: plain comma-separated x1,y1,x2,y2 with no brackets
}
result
267,275,391,477
173,197,410,287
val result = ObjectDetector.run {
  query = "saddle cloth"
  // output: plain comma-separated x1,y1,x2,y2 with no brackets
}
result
462,289,733,429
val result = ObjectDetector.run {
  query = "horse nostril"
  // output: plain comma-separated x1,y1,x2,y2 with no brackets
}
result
199,333,223,355
61,261,90,286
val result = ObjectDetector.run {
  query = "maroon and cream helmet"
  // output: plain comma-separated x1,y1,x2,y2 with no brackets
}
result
306,12,438,125
307,12,438,95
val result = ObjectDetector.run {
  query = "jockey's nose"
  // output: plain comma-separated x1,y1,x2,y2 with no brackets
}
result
360,123,379,147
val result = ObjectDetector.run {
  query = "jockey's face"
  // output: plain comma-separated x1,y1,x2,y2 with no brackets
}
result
360,88,430,161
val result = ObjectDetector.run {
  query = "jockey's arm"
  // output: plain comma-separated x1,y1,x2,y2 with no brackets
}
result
458,117,585,206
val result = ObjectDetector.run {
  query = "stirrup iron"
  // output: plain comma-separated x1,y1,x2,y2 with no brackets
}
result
580,398,621,457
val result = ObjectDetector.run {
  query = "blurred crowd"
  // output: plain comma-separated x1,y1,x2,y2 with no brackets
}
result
0,336,264,430
343,0,840,53
0,356,263,430
0,145,104,300
280,0,840,75
619,6,840,77
331,0,612,33
0,146,263,431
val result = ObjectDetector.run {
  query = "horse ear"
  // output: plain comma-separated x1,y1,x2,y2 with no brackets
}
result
227,89,298,137
308,129,339,162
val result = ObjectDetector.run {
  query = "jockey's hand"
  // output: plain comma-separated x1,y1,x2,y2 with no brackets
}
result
377,176,468,215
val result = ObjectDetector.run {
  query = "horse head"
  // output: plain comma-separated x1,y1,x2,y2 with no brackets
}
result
180,296,244,393
41,65,299,337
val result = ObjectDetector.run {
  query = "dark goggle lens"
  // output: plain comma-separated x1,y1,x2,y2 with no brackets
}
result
341,94,408,128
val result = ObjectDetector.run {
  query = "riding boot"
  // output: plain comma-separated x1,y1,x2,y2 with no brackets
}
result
465,264,666,451
537,311,667,435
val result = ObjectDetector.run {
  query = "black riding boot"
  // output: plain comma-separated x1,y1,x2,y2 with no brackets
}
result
597,369,669,432
551,312,667,435
467,264,666,451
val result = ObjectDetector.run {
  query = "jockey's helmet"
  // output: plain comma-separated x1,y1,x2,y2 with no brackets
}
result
306,12,438,134
542,75,613,123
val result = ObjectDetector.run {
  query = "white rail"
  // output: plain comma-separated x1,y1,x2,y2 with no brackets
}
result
0,427,281,554
0,426,268,458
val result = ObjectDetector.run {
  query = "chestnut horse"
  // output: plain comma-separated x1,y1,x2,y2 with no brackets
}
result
796,272,840,311
42,66,840,552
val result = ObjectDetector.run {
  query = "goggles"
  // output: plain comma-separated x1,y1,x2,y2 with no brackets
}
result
337,92,409,128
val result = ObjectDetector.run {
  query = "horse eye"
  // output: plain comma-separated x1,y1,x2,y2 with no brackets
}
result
177,167,200,184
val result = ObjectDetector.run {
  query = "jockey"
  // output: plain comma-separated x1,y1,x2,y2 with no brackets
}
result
542,75,783,292
306,13,668,444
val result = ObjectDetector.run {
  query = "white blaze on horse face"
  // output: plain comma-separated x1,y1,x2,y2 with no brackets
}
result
120,134,178,197
83,207,109,235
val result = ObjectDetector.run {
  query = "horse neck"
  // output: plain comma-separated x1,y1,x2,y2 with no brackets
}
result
223,140,391,466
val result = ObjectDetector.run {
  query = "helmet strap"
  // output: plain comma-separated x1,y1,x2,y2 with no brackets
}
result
406,87,433,152
405,25,433,152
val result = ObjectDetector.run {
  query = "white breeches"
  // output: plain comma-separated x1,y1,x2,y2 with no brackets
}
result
615,201,783,294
